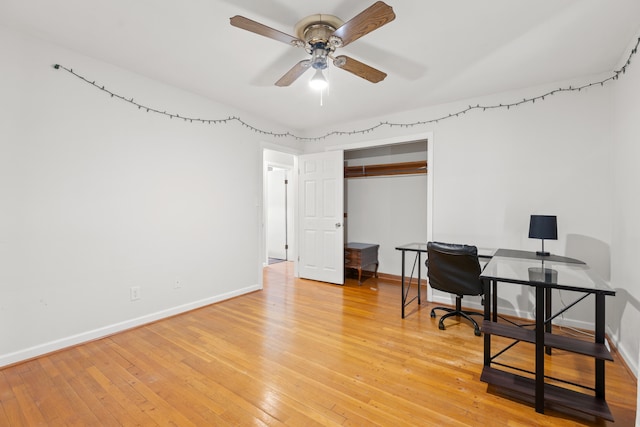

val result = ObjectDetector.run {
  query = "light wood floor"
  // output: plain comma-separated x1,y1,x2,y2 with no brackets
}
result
0,262,636,426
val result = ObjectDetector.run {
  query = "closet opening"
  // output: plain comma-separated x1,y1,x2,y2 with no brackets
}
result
343,139,428,284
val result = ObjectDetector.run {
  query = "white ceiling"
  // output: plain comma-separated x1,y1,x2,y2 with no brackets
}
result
2,0,639,132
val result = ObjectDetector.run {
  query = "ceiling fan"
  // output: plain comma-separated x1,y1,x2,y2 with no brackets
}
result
229,1,396,88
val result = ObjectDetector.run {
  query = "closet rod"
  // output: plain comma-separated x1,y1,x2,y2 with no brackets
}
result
344,161,427,178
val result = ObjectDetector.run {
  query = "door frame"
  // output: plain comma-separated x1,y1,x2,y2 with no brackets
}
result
259,131,434,298
260,144,301,288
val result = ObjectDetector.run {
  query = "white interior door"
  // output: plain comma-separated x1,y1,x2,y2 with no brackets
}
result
298,150,344,285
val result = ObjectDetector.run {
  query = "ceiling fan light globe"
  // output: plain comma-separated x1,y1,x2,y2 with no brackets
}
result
309,69,329,90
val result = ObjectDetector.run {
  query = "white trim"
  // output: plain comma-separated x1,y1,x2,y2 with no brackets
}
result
0,285,260,368
259,141,301,156
293,155,300,278
426,135,435,301
329,132,434,152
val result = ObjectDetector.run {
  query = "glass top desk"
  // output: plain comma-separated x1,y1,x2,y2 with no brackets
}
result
394,243,495,318
480,249,616,421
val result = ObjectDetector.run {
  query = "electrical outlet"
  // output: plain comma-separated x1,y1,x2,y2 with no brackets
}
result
174,280,182,289
130,286,141,301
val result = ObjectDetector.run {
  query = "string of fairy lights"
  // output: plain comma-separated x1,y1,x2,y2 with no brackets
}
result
54,35,639,142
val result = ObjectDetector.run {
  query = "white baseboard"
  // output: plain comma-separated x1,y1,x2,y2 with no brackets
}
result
606,332,638,378
0,284,261,368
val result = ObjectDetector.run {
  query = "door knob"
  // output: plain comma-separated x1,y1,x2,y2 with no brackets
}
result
335,223,342,228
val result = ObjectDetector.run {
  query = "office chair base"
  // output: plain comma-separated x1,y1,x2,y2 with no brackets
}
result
431,306,483,336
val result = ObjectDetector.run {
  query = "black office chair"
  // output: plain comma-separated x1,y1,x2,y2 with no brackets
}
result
426,241,485,336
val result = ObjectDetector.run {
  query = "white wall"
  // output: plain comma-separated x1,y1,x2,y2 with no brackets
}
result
428,84,615,326
307,73,637,370
346,174,427,275
611,37,640,388
0,25,289,366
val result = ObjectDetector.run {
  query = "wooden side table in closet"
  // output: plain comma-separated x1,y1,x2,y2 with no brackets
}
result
344,242,379,285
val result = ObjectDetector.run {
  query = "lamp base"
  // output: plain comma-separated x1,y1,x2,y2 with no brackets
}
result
536,251,550,256
528,267,558,283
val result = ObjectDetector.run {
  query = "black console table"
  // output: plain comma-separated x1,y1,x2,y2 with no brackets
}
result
480,249,616,421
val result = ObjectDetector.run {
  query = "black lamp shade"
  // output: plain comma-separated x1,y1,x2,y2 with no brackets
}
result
528,215,558,240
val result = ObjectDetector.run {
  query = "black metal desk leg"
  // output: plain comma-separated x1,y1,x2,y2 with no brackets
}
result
417,252,421,305
484,279,493,366
401,251,406,318
595,293,605,398
545,287,552,355
535,286,545,413
492,281,498,322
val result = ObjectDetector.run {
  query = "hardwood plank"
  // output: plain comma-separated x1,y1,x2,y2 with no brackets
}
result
0,371,28,426
0,261,636,426
50,349,127,425
2,367,47,425
103,335,242,426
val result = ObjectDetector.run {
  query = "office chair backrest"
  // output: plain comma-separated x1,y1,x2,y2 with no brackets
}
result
426,241,483,297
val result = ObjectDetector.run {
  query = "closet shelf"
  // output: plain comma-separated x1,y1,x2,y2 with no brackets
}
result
344,161,427,178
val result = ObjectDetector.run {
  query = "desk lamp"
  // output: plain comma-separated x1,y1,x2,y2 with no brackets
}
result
528,215,557,256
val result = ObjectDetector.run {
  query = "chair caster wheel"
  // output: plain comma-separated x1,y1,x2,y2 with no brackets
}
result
438,323,445,330
474,329,481,337
430,311,436,318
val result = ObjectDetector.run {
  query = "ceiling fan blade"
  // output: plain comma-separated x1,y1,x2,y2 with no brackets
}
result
332,1,396,47
230,15,303,46
333,55,387,83
275,60,312,86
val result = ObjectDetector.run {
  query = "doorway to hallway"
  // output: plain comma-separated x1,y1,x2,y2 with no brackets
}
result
263,149,296,268
266,166,289,263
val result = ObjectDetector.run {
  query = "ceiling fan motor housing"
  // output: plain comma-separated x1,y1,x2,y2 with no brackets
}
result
310,43,329,70
303,22,340,70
